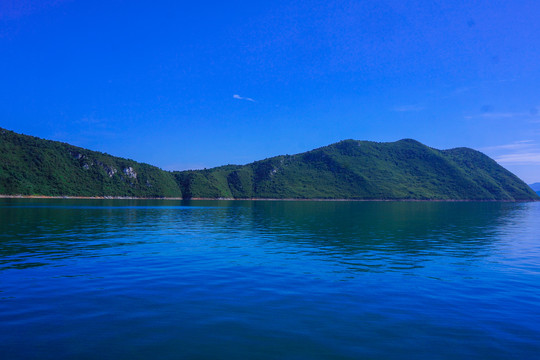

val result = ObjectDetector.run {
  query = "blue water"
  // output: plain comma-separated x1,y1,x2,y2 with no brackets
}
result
1,199,539,359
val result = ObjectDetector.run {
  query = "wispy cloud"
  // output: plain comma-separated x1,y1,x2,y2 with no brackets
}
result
443,79,516,99
233,94,256,102
480,140,535,151
76,117,108,126
483,140,540,165
465,107,540,121
452,87,473,95
495,153,540,164
465,112,532,120
393,105,424,112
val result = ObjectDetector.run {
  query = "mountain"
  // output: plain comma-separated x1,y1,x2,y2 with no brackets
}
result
529,183,540,196
174,139,538,201
0,128,182,197
0,127,537,200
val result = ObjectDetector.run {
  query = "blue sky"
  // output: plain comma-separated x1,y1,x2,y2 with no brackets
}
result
1,0,540,183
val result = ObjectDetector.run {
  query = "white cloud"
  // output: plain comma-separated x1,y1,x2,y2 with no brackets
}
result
393,105,424,112
484,140,540,165
481,140,535,151
464,112,531,120
495,153,540,164
452,87,473,95
233,94,255,102
76,117,107,125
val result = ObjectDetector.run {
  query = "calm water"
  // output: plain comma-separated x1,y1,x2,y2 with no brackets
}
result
1,199,539,359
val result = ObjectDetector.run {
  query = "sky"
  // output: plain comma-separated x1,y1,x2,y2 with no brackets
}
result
1,0,540,183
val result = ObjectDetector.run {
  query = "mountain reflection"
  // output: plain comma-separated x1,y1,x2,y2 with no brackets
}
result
246,201,516,250
0,198,531,272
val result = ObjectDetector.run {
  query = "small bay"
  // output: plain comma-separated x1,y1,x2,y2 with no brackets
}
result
1,199,539,359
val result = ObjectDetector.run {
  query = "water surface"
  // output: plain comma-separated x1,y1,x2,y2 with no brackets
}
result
1,199,539,359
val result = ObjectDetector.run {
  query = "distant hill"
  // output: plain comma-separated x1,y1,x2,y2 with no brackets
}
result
529,183,540,196
0,128,182,197
0,127,538,200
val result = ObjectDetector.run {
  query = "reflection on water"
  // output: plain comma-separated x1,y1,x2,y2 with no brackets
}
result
1,199,539,359
0,199,526,271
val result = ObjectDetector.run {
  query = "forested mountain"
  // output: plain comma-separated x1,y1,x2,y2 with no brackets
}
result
0,128,182,197
174,139,538,201
1,127,537,200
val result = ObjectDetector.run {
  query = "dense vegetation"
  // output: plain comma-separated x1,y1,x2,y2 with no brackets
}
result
0,128,182,197
0,127,537,200
174,139,538,201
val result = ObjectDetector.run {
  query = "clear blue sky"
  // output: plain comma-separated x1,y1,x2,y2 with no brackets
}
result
1,0,540,183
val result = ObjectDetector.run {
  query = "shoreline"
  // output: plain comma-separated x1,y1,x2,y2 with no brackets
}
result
0,194,537,202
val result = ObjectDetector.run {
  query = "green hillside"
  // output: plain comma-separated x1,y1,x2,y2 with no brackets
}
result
174,139,538,201
0,128,182,197
0,127,537,200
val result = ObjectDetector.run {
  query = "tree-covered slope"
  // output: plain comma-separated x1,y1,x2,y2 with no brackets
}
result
174,139,539,201
0,128,182,197
1,127,537,200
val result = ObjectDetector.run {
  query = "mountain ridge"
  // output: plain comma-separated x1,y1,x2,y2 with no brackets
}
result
0,127,183,198
0,127,538,201
173,138,538,201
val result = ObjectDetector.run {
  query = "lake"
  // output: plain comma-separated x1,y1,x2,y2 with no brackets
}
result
1,199,539,359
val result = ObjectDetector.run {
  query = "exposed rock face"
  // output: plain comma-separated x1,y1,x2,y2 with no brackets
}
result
106,167,117,177
70,151,87,160
94,160,118,177
75,155,118,178
123,167,137,179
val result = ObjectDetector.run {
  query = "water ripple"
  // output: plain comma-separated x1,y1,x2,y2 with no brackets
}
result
1,199,539,359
